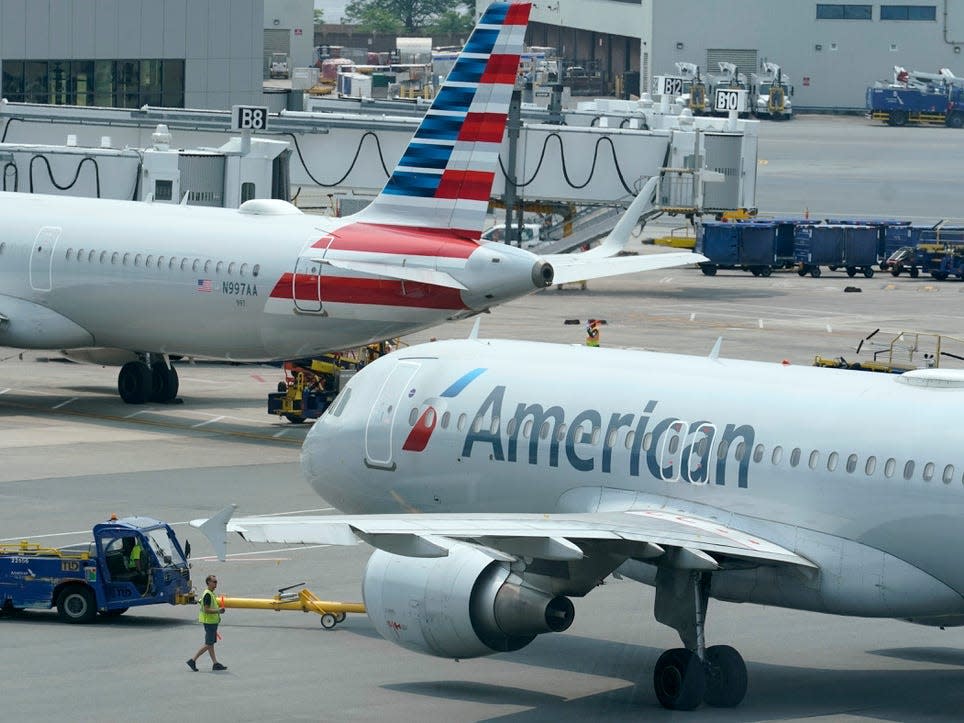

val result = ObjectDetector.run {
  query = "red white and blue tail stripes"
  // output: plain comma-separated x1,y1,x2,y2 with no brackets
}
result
347,2,531,238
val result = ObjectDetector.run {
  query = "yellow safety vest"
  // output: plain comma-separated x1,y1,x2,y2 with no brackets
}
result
198,589,221,624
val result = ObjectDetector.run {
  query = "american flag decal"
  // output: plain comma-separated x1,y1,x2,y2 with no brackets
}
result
196,279,213,292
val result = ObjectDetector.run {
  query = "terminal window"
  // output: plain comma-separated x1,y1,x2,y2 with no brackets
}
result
880,5,937,20
1,59,184,108
816,4,872,19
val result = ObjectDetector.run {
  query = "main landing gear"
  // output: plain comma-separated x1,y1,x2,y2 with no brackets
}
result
651,568,747,710
118,357,179,404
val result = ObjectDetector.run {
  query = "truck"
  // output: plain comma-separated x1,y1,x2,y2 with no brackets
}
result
866,66,964,127
750,62,793,119
707,62,748,117
0,517,194,623
672,62,708,115
269,52,290,79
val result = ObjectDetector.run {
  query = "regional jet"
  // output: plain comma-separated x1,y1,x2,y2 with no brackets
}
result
197,336,964,710
0,2,698,404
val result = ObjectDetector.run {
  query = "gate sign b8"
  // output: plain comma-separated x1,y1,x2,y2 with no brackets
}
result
713,89,746,113
655,75,684,98
231,105,269,131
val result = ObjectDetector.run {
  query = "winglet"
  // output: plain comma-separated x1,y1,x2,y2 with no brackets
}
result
708,336,723,361
582,176,660,259
193,504,238,562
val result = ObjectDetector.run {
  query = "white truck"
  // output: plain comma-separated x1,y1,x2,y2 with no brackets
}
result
750,62,793,120
270,53,290,79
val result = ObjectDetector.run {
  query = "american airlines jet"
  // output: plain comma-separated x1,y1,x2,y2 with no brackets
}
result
197,336,964,710
0,2,697,404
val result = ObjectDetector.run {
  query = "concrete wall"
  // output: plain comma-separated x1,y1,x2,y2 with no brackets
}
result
478,0,964,111
0,0,264,110
264,0,314,71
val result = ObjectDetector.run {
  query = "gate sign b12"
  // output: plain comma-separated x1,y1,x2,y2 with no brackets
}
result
231,105,269,131
713,89,746,113
655,75,684,98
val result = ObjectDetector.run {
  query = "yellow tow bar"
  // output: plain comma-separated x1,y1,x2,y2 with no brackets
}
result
218,584,366,629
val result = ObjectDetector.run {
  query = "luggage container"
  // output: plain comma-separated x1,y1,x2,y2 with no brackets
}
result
795,224,876,278
827,218,910,269
696,220,798,276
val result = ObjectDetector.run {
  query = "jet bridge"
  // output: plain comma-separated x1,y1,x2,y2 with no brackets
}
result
0,97,757,212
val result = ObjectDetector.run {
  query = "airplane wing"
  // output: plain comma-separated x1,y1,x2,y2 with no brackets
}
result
191,507,815,570
315,258,468,290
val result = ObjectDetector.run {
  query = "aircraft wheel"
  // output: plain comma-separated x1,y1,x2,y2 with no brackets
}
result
320,613,337,629
810,267,822,278
118,361,152,404
334,612,346,623
150,361,179,402
57,585,97,624
863,267,875,278
653,648,706,710
703,645,747,708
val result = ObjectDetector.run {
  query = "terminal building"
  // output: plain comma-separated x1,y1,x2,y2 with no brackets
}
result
0,0,312,110
486,0,964,111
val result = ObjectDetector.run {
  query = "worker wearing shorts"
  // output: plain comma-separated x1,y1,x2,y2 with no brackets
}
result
187,575,226,671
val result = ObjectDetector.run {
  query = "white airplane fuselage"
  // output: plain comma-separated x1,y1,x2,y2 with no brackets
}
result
303,338,964,621
0,193,544,360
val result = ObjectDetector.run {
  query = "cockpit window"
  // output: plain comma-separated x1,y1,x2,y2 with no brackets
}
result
330,387,351,417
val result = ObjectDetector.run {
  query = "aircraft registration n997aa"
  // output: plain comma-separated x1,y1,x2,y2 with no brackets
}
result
0,1,700,404
196,335,964,711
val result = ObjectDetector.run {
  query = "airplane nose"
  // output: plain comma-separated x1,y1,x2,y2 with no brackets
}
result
532,259,554,288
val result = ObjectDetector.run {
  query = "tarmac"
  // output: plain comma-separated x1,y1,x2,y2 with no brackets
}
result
2,114,964,722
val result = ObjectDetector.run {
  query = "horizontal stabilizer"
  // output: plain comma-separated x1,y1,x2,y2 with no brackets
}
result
317,257,468,290
548,251,707,285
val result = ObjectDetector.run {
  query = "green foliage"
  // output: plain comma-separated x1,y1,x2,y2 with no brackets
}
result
427,9,474,36
344,0,471,34
313,9,325,25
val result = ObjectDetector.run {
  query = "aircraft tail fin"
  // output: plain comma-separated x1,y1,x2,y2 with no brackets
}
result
344,2,531,239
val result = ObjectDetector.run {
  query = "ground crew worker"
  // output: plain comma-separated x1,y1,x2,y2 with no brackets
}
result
187,575,227,672
586,319,601,347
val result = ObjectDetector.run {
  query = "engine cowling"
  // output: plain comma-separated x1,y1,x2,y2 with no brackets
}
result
362,544,575,659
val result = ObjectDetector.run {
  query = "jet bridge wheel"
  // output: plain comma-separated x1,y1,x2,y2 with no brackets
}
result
118,361,153,404
703,645,748,707
653,648,706,710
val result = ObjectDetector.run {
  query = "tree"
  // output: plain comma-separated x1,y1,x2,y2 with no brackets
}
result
344,0,471,34
313,9,325,25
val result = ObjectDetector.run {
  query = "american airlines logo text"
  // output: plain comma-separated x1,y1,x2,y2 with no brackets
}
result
456,386,754,488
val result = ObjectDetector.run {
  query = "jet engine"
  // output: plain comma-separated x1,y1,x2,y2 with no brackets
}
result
362,543,575,659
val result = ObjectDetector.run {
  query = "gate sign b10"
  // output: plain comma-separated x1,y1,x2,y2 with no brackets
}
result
713,89,746,113
231,105,269,131
655,75,684,98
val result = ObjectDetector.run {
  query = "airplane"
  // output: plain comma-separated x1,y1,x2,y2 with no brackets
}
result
195,334,964,710
0,1,699,405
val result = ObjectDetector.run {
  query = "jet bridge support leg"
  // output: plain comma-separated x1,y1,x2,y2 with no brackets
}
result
651,567,747,710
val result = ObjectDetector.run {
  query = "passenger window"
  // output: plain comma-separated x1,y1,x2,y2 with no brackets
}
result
180,258,188,271
65,248,73,260
88,250,96,262
540,421,551,440
123,252,131,265
157,256,165,268
717,440,730,460
134,254,142,267
625,431,635,449
458,413,467,432
789,448,801,467
76,248,84,259
441,411,450,429
228,262,236,274
669,435,680,454
471,416,482,433
240,263,248,276
846,454,857,473
489,417,499,434
753,444,764,463
942,464,954,484
100,251,107,263
217,261,224,273
506,418,516,437
408,408,417,426
808,450,820,469
865,456,876,475
771,445,783,465
252,264,260,277
903,460,915,480
923,462,934,482
204,260,212,272
642,432,652,451
192,259,200,272
522,419,532,438
591,426,600,445
827,451,838,471
884,458,896,478
735,441,746,461
556,423,567,442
